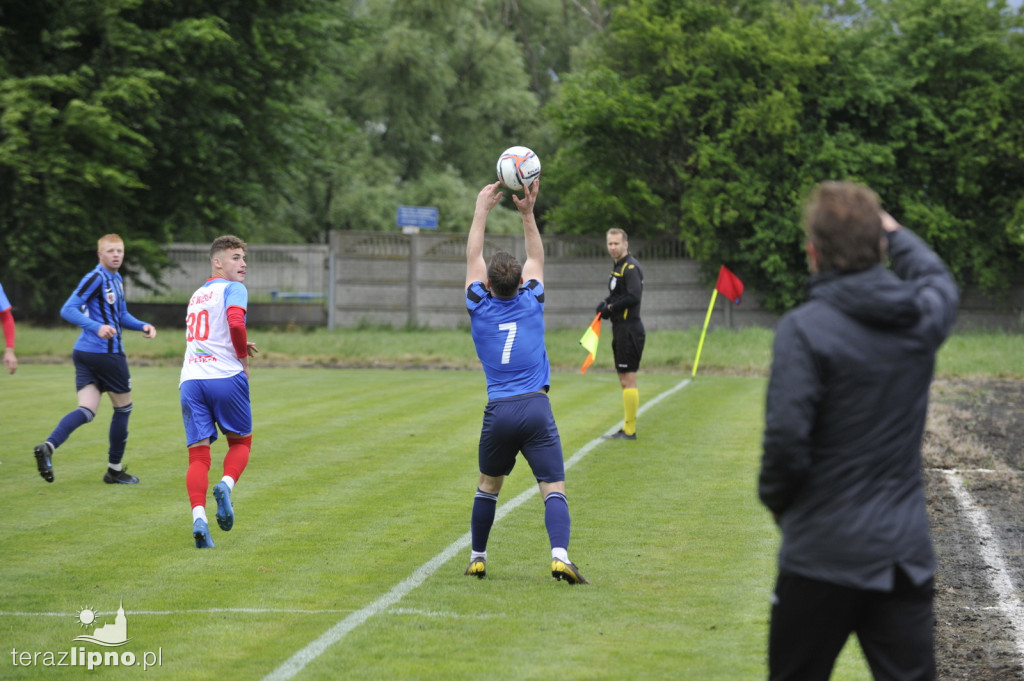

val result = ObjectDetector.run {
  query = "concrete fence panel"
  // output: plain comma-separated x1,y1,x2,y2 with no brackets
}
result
127,232,1023,331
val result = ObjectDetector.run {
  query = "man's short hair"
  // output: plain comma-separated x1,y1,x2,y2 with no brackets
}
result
606,228,628,241
804,181,883,272
210,235,247,261
97,234,123,250
487,251,522,298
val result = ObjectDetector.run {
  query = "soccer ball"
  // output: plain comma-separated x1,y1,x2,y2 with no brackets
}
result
496,146,541,190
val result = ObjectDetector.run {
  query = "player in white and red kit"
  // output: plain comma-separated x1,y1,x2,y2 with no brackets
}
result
180,235,258,549
0,281,17,374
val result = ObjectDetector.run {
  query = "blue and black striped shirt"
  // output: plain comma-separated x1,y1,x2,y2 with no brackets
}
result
61,264,148,354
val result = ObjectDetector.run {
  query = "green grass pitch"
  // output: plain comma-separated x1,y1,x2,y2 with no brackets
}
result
0,364,872,679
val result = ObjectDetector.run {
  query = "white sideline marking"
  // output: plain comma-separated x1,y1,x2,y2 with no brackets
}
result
386,608,503,619
0,609,354,618
0,607,502,619
927,467,1023,475
261,378,692,681
940,470,1024,662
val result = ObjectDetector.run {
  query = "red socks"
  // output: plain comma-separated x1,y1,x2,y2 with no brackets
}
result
187,435,251,509
187,445,212,508
224,435,252,482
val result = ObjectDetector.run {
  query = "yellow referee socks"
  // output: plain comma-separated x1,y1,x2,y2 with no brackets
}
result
622,388,639,436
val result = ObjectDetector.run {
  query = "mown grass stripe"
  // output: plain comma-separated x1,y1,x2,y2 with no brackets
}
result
260,378,692,681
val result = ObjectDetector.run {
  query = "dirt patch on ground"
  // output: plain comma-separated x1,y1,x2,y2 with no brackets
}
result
926,379,1024,680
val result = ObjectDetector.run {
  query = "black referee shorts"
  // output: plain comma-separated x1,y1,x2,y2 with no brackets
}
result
611,321,645,373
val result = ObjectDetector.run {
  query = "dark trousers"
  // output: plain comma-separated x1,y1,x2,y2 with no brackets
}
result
768,569,935,681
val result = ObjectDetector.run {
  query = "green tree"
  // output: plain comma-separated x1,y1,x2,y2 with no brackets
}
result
486,0,612,104
854,0,1024,294
792,0,1024,298
256,0,614,241
0,0,342,316
545,0,829,308
544,0,1024,310
260,0,545,238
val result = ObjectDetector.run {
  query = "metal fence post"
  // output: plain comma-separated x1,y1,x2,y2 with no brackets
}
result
407,230,419,328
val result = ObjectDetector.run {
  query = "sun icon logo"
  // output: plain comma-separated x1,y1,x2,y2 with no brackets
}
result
76,607,97,627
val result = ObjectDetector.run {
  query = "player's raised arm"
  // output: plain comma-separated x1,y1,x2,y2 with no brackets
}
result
516,180,543,285
466,182,503,288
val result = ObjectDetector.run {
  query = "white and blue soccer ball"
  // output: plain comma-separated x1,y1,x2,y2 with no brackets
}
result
496,146,541,190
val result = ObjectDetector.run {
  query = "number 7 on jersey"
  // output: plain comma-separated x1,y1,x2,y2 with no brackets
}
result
498,322,517,364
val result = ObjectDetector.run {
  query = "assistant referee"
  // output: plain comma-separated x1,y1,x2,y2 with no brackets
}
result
596,228,645,440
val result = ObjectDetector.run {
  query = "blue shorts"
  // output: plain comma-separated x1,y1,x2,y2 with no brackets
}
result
478,392,565,483
73,350,132,394
180,374,252,446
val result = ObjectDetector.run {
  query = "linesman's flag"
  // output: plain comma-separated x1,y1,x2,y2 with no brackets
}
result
693,266,745,377
579,313,601,374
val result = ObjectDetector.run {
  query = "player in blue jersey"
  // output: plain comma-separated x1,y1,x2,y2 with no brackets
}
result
463,178,588,585
32,234,157,484
0,281,17,374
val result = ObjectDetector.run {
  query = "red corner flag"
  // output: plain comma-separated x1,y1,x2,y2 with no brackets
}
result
715,265,744,304
579,313,601,374
693,265,745,377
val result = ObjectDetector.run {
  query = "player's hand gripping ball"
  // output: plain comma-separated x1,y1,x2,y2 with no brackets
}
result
496,146,541,190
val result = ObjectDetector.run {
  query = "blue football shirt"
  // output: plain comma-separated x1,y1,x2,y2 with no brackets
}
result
467,280,551,400
61,265,148,354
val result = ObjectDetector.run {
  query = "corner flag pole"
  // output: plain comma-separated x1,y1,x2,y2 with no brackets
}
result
692,289,718,377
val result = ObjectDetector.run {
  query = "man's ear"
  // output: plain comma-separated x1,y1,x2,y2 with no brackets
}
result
805,241,820,274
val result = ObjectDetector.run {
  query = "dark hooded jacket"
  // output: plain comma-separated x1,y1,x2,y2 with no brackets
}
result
759,228,959,591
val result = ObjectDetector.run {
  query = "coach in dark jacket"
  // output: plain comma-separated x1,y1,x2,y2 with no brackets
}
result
759,181,958,681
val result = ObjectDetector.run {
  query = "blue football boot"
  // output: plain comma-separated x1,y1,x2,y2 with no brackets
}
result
213,482,234,531
193,518,215,549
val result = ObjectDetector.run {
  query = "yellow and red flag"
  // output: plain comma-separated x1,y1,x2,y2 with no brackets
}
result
579,313,601,374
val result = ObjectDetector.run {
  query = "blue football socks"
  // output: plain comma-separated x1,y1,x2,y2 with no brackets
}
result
47,406,95,449
470,489,498,554
544,491,571,551
108,403,132,465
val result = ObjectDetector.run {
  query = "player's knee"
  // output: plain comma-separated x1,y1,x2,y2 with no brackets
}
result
477,473,503,495
114,403,133,414
544,490,568,505
77,406,96,423
188,447,211,468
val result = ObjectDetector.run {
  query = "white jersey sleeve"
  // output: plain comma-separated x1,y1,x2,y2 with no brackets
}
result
180,279,247,384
